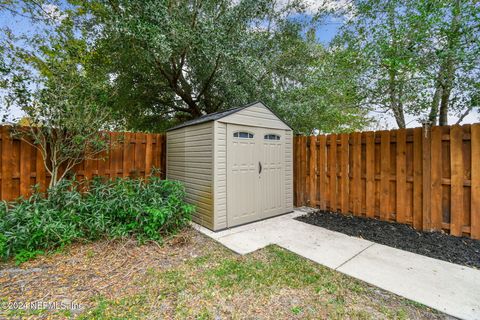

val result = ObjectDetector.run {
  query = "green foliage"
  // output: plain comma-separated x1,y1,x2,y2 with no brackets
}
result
291,306,303,315
0,176,194,262
14,249,45,265
277,45,372,134
337,0,480,127
80,0,323,131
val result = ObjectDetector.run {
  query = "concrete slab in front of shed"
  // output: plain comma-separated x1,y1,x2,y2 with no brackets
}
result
194,211,373,266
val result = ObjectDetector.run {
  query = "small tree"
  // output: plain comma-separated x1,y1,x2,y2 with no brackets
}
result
10,72,112,188
3,23,114,188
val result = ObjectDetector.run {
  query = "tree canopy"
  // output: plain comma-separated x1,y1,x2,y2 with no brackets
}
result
1,0,478,132
0,0,372,134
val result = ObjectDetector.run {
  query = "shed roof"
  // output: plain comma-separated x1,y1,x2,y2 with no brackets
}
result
167,101,291,131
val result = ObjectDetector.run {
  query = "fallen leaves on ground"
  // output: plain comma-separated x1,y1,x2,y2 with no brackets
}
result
0,228,447,319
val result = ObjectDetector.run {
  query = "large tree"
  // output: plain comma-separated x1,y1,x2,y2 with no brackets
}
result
337,0,480,128
75,0,313,130
71,0,368,132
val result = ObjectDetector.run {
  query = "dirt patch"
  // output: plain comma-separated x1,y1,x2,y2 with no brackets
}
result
296,210,480,269
0,228,212,317
0,227,448,319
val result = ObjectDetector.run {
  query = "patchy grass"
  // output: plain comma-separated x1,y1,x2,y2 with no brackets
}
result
0,228,445,319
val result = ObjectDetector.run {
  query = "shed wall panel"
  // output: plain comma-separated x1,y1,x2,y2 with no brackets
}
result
214,122,227,230
166,122,214,229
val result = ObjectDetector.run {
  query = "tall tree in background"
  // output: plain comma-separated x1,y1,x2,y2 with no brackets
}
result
78,0,310,130
277,37,371,134
1,0,371,134
338,0,480,128
74,0,370,132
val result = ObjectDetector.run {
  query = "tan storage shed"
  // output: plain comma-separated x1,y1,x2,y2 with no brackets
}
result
166,101,293,231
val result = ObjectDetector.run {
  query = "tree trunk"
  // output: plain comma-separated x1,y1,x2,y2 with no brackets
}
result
388,63,406,128
429,0,461,126
439,79,451,126
49,166,58,189
438,1,461,126
386,2,405,129
428,75,442,126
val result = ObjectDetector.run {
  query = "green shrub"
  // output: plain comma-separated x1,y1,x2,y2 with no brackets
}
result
0,176,194,261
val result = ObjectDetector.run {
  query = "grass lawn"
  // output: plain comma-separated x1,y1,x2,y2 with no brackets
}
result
0,228,445,319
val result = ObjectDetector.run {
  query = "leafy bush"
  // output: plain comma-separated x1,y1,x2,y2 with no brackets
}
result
0,176,194,262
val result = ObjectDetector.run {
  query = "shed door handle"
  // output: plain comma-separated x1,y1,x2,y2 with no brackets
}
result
259,161,262,174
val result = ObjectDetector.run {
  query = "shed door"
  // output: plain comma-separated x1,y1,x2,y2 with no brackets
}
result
226,124,285,227
260,129,285,218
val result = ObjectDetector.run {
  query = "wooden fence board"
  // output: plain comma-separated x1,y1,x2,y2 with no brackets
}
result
430,126,443,230
20,139,31,197
145,134,153,176
1,126,13,199
352,132,362,215
158,133,165,174
300,136,307,206
309,136,317,207
471,124,480,239
123,132,132,178
450,125,464,236
380,131,391,220
318,135,326,210
413,127,423,230
365,131,375,218
422,126,432,231
329,134,337,211
36,147,46,192
340,134,349,213
396,128,407,223
292,136,297,206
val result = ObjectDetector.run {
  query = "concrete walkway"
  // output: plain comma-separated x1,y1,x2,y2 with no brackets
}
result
194,210,480,320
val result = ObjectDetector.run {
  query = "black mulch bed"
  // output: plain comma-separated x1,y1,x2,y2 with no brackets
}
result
296,210,480,269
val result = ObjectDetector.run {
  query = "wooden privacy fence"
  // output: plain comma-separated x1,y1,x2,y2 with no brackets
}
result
293,124,480,239
0,125,166,201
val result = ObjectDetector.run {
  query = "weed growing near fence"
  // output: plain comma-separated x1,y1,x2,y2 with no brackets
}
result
0,176,194,264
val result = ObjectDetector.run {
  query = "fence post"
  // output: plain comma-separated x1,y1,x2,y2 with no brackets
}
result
430,126,443,230
413,128,423,230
